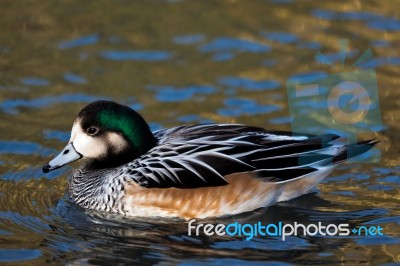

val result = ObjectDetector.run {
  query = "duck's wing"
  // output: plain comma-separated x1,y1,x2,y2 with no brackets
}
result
153,124,313,144
125,124,376,188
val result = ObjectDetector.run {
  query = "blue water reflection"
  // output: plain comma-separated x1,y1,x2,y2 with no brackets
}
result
200,37,271,54
287,72,327,85
268,116,292,125
367,18,400,31
149,122,164,132
358,57,400,68
0,93,108,114
2,166,69,180
261,32,298,44
377,175,400,184
20,77,50,87
58,34,100,50
101,50,173,61
151,85,216,102
332,190,356,196
370,40,390,48
322,50,358,64
63,72,87,85
312,9,400,31
43,130,70,142
218,98,282,117
218,76,280,91
177,114,214,124
0,141,56,157
212,237,311,251
312,9,381,21
0,249,42,263
373,167,393,174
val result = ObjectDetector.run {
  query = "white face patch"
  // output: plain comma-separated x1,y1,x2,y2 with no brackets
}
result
69,120,129,159
106,132,127,153
70,121,108,159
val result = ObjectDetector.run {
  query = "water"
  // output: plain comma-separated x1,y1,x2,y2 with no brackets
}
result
0,0,399,265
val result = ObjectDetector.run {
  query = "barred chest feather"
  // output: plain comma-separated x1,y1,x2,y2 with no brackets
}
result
68,167,127,214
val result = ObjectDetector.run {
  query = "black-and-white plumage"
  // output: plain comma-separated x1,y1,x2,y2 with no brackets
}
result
122,124,375,188
42,101,377,219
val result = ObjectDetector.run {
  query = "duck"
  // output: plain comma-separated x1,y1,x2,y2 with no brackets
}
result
42,100,376,219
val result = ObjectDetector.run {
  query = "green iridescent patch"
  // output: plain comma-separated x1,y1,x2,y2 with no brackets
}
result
98,109,147,152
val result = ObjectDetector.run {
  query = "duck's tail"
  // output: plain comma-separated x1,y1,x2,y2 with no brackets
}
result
332,139,379,164
274,139,378,203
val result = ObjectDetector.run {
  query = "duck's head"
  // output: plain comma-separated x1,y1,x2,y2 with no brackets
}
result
42,100,156,173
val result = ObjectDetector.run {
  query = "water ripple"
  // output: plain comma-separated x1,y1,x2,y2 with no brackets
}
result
287,71,327,83
268,117,292,125
271,0,294,4
367,17,400,31
173,34,205,45
297,41,321,50
58,34,100,50
312,9,382,21
370,40,390,48
0,93,109,114
43,130,70,142
177,114,214,124
377,175,400,184
356,235,400,245
213,52,235,62
1,166,69,180
20,77,50,87
322,50,358,64
212,236,311,250
358,57,400,68
151,85,216,102
200,37,271,53
0,141,57,157
63,72,87,85
312,9,400,31
100,50,173,61
261,32,298,44
218,76,280,91
0,249,42,263
218,98,282,117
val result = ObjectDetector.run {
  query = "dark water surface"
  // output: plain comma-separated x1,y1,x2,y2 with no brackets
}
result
0,0,399,265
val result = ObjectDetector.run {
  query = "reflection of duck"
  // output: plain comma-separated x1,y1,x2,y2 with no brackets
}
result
43,101,376,219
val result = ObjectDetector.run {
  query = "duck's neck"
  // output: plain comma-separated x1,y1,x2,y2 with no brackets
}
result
69,165,126,213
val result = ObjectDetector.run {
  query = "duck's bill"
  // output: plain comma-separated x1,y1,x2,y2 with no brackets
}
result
42,142,82,173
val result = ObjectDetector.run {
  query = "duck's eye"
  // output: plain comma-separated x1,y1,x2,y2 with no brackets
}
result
87,126,99,136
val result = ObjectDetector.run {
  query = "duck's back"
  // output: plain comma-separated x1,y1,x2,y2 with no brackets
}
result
70,124,376,219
